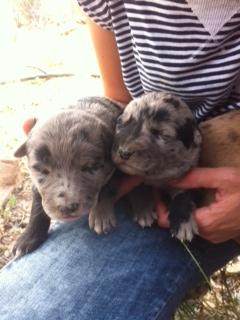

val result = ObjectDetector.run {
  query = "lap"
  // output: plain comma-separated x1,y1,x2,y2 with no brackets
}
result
0,203,239,320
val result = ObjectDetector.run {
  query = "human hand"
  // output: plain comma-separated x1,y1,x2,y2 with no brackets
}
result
170,167,240,243
22,118,36,135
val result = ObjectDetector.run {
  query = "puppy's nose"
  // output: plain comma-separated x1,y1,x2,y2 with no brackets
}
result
59,203,79,215
118,147,134,160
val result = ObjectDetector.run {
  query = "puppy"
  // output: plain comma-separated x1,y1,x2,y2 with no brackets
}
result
112,92,202,241
13,97,122,256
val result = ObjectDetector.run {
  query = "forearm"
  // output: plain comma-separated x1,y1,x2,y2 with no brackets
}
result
86,17,132,107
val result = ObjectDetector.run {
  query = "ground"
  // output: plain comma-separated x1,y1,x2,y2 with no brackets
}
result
0,2,240,319
0,8,102,268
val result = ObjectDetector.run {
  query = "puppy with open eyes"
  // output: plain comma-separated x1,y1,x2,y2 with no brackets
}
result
13,97,123,256
112,92,202,241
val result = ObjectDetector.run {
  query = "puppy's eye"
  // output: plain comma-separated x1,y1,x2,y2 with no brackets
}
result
81,163,104,174
150,128,161,137
42,169,50,175
32,164,50,175
150,128,171,140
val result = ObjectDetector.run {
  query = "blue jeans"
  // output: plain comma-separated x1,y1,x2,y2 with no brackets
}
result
0,202,239,320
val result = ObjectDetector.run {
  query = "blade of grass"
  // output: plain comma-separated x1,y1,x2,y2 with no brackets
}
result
181,240,212,291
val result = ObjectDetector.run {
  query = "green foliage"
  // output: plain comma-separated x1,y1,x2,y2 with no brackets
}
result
175,244,240,319
0,196,17,221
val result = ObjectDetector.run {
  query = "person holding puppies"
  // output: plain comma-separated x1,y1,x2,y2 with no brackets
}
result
0,1,240,319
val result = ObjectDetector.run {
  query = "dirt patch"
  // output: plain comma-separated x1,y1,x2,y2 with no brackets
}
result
0,159,31,267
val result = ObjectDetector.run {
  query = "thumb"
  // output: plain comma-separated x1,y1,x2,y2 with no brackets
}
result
23,118,37,135
194,202,219,229
152,188,169,228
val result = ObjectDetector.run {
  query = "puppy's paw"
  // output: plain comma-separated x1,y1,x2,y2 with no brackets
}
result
89,209,116,234
169,190,198,242
172,215,199,242
12,232,48,257
133,210,157,228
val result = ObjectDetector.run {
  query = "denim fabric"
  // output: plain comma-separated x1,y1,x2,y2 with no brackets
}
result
0,203,239,320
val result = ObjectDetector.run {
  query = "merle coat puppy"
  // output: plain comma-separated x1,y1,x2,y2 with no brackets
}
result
112,92,202,241
14,97,122,256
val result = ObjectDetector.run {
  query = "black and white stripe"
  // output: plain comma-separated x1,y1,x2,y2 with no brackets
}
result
79,0,240,121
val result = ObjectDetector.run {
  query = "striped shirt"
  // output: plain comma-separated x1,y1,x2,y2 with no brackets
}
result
78,0,240,121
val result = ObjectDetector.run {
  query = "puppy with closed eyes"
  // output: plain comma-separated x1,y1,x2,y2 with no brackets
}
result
112,92,202,241
13,97,122,256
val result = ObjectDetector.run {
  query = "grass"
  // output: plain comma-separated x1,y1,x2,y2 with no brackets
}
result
175,270,240,319
0,196,17,222
175,251,240,319
174,241,240,319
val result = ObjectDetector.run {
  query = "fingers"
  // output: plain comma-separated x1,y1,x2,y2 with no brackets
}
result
172,167,240,190
23,118,37,135
193,202,234,243
115,175,143,201
152,188,169,228
156,202,169,228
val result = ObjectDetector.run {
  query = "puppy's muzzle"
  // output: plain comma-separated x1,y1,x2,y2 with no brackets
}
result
58,202,80,215
118,147,134,160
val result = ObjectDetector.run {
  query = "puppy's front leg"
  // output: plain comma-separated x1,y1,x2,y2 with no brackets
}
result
13,186,50,257
89,186,116,235
168,190,198,242
89,182,117,235
127,185,156,228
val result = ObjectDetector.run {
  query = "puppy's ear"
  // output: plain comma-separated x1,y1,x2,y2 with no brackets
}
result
176,118,196,149
14,142,27,157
